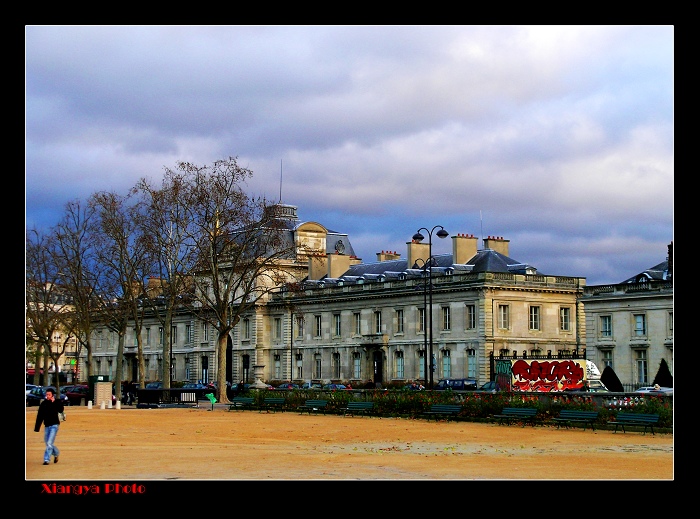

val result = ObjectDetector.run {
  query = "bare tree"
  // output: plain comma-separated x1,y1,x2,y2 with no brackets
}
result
133,167,199,389
26,228,72,389
89,190,153,399
175,157,299,403
52,200,102,383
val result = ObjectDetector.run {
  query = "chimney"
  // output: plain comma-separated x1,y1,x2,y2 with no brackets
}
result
307,254,327,280
328,252,351,278
452,234,479,264
406,240,430,268
376,250,401,262
483,236,510,256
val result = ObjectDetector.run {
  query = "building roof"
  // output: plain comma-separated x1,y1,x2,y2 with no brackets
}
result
336,248,538,280
621,259,670,283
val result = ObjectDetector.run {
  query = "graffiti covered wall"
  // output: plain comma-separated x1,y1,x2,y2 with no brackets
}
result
495,358,587,392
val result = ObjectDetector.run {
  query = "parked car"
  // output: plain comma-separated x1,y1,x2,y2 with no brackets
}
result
434,378,478,391
478,381,501,392
586,380,609,392
181,383,215,398
182,382,212,391
26,384,38,395
300,382,322,390
26,386,70,407
635,385,673,395
64,384,117,406
275,383,300,390
60,385,75,396
242,382,274,390
65,385,90,406
322,383,347,390
145,381,164,389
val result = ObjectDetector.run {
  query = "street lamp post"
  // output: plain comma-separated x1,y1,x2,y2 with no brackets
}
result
413,225,449,389
414,258,429,388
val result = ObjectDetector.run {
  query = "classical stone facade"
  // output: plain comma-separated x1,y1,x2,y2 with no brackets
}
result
581,243,673,390
83,205,671,391
85,205,588,389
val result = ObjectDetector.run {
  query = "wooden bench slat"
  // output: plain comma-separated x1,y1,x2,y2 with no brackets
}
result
343,401,374,417
553,410,599,431
298,399,328,415
422,404,462,421
228,397,255,411
610,412,659,435
492,407,538,426
260,397,286,413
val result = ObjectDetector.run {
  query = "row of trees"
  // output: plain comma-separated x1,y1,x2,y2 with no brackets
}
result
26,157,300,404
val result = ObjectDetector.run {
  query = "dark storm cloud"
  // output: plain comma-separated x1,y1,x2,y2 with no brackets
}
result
25,25,673,285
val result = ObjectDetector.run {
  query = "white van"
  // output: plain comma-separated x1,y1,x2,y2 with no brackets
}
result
587,379,609,392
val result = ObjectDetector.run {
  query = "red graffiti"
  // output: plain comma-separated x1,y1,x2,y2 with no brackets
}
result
511,359,585,392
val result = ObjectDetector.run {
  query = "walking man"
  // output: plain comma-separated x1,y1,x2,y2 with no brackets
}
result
34,387,64,465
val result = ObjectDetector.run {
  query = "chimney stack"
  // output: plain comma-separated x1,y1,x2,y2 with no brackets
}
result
452,234,478,264
483,236,510,256
406,240,429,268
376,250,401,262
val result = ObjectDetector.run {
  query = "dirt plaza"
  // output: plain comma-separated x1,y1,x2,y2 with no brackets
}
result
25,404,673,482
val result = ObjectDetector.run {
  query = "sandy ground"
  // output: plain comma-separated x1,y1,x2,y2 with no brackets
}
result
25,403,673,487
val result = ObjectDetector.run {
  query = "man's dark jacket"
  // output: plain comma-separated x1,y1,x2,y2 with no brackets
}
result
34,397,65,432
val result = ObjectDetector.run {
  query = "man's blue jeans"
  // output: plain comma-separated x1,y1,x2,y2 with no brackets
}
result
44,424,60,462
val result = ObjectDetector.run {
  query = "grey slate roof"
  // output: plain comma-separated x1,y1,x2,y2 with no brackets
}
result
621,260,670,283
335,248,538,281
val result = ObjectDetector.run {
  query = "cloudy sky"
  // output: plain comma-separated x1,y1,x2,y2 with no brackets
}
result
25,25,673,285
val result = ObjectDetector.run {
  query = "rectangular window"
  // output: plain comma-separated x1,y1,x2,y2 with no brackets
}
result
374,311,382,334
334,314,341,337
145,327,150,346
202,322,208,342
353,352,361,379
634,314,646,336
395,351,404,379
314,355,322,379
396,309,404,334
296,316,304,338
419,308,426,333
419,350,425,380
602,350,613,370
668,311,673,337
442,306,451,331
354,313,361,336
159,327,164,345
171,325,177,345
466,304,476,330
333,353,340,378
295,353,303,379
466,349,476,379
243,318,250,340
600,315,612,337
441,350,451,378
636,349,648,384
274,318,282,340
529,306,540,331
498,305,509,330
315,315,322,337
274,354,281,379
560,307,571,332
186,324,193,344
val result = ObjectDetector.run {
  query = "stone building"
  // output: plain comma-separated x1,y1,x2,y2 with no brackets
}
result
85,205,673,391
581,242,673,391
85,204,590,389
